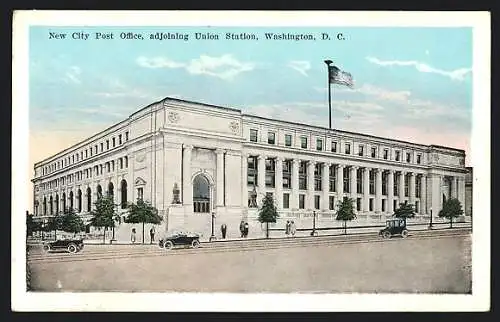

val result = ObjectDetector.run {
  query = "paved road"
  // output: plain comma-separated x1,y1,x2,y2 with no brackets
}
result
28,230,471,293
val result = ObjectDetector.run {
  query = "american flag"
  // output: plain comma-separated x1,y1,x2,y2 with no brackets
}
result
328,65,354,88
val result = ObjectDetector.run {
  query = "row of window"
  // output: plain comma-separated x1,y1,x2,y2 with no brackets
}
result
249,129,422,164
249,193,420,213
41,131,130,176
39,156,129,191
247,157,423,197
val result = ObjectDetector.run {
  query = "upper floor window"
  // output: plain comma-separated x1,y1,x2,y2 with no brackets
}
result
331,141,337,153
119,134,122,145
371,147,377,158
100,143,104,152
395,150,401,161
358,145,364,156
345,143,351,155
125,131,129,141
417,154,422,164
112,137,116,147
106,140,110,150
250,129,258,142
383,149,389,160
285,134,292,147
316,138,323,151
268,132,276,145
406,152,411,163
301,136,308,149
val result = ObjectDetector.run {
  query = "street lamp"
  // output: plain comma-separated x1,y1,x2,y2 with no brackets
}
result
429,207,433,229
209,211,217,242
311,211,317,236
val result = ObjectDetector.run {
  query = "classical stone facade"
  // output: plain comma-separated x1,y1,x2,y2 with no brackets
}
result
31,97,469,240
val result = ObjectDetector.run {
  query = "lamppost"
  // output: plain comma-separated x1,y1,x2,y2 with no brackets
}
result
429,207,433,229
311,211,317,236
209,211,217,242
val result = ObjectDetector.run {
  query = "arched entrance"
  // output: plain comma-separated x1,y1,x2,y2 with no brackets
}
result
193,174,211,213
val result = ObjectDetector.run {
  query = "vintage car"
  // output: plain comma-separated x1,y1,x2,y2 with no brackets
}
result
379,218,409,239
42,238,84,254
158,230,201,250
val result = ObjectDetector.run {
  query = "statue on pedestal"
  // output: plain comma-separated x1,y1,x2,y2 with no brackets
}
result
172,183,181,204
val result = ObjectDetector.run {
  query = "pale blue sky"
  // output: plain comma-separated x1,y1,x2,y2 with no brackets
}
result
29,26,472,161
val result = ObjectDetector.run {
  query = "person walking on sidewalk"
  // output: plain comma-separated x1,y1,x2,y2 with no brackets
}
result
131,228,136,244
221,223,227,239
239,221,245,238
150,226,156,244
285,220,291,237
243,222,249,238
290,221,297,237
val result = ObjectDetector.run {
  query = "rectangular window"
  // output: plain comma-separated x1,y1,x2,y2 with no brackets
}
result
112,137,116,147
416,177,421,198
106,140,110,150
100,143,104,152
316,138,323,151
329,196,335,210
331,141,337,153
383,149,389,160
382,199,386,212
417,154,422,164
394,175,399,196
395,150,400,161
268,132,276,145
371,147,377,158
357,169,363,194
358,145,364,156
329,165,336,192
119,134,122,145
393,200,397,212
382,172,388,195
250,129,258,142
301,136,308,149
299,161,307,190
369,198,374,211
137,188,144,201
345,143,351,154
283,193,290,209
282,160,291,189
314,195,320,210
357,198,362,211
369,170,375,195
247,156,258,186
314,163,322,191
343,169,350,193
85,149,88,158
406,152,411,163
415,201,419,213
285,134,292,147
299,194,305,209
405,174,409,197
265,158,275,187
125,131,129,141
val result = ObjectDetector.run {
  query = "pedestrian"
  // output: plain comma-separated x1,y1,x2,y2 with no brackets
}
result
244,221,249,238
290,221,297,237
150,226,155,244
285,220,290,237
131,228,136,244
221,223,227,239
239,220,245,238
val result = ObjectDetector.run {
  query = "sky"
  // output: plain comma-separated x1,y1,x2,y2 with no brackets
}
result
29,26,473,198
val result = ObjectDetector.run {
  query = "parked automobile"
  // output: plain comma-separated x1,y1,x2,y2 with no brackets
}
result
379,218,409,238
158,230,201,250
42,238,84,254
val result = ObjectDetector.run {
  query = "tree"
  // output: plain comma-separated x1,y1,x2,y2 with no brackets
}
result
89,196,118,244
335,197,356,235
393,201,416,225
257,194,279,239
125,199,162,244
45,213,63,240
26,214,39,237
439,198,463,228
60,208,85,236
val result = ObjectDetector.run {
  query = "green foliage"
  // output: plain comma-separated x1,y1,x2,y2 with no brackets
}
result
257,194,279,224
335,198,356,234
59,208,85,234
89,195,118,229
439,198,463,228
393,201,416,223
26,214,42,237
125,199,162,225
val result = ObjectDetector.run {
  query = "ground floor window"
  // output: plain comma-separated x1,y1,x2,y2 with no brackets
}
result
283,193,290,209
369,198,374,211
382,199,386,212
314,195,320,210
357,198,362,211
393,200,397,212
299,194,305,209
415,201,419,213
329,196,335,210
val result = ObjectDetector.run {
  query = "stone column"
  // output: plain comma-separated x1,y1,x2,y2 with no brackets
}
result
363,167,370,212
409,172,416,204
291,159,300,210
387,170,395,214
451,176,458,199
321,162,330,211
336,165,344,201
350,166,358,200
241,153,248,209
275,157,283,210
307,160,315,210
457,176,466,208
182,145,193,206
375,168,382,213
431,174,441,215
421,175,427,215
399,171,406,203
216,149,225,207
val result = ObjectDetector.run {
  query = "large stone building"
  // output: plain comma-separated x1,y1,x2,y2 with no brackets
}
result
32,97,469,240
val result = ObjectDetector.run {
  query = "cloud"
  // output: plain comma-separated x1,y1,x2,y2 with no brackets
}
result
288,60,311,76
334,84,412,103
366,56,472,81
136,54,255,80
63,66,81,84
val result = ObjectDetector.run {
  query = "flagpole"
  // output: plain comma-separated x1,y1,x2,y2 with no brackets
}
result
324,60,333,129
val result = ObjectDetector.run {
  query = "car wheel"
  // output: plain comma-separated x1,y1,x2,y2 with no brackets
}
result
401,230,409,238
42,244,50,253
67,243,77,254
382,231,391,239
158,241,164,249
164,241,173,250
192,240,200,249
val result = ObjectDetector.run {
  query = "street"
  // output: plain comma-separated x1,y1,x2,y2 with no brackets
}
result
28,230,471,293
